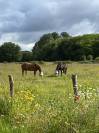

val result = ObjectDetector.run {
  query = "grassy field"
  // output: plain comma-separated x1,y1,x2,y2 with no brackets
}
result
0,62,99,133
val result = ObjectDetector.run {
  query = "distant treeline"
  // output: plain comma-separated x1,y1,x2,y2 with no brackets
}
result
0,32,99,62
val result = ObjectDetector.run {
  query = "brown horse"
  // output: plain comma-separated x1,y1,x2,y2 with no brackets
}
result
55,62,67,76
21,63,43,76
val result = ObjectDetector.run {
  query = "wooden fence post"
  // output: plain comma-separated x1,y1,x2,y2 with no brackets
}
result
72,74,80,101
8,75,14,97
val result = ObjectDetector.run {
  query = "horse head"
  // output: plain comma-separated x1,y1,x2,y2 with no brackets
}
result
39,71,44,77
55,70,59,76
55,62,67,76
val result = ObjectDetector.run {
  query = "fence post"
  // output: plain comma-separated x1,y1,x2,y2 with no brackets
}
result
8,75,14,97
72,74,80,101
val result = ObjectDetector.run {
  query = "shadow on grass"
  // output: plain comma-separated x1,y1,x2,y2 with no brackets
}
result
46,74,57,78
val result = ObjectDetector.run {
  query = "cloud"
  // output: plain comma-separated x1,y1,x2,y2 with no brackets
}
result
20,43,35,51
69,19,96,35
0,0,99,50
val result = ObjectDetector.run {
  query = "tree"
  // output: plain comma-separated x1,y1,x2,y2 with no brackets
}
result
61,32,70,38
38,33,53,45
0,42,21,62
87,55,93,61
52,32,60,40
32,33,54,60
92,40,99,58
21,51,33,61
32,32,99,61
56,39,84,60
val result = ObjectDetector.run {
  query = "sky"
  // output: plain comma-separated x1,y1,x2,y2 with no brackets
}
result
0,0,99,51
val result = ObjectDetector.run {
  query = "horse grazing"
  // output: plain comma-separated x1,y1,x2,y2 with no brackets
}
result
55,62,67,76
21,63,43,76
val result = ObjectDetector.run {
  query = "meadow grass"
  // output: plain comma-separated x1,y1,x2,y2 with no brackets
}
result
0,62,99,133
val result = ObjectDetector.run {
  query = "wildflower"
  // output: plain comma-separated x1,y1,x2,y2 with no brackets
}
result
13,126,17,129
21,125,24,128
1,114,4,117
35,103,40,108
87,90,89,93
89,87,93,90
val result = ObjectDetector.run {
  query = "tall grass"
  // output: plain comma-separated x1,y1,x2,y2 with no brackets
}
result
0,62,99,133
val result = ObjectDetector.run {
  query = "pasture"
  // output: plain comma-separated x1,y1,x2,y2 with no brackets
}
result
0,62,99,133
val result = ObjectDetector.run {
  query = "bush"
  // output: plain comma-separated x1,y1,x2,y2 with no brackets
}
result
87,55,93,61
94,57,99,63
81,55,86,61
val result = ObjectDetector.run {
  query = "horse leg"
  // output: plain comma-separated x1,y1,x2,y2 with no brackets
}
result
64,68,67,75
34,71,36,76
25,71,27,75
61,70,62,76
22,69,24,76
58,70,59,76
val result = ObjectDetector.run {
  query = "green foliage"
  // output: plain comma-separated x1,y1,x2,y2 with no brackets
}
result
61,32,70,38
95,56,99,60
0,42,21,62
87,55,93,61
32,33,62,61
56,39,84,60
0,33,99,62
81,55,87,61
94,57,99,63
32,33,99,61
92,40,99,58
21,51,33,61
52,32,60,40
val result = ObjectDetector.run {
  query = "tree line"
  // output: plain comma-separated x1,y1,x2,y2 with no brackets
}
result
0,32,99,62
32,32,99,61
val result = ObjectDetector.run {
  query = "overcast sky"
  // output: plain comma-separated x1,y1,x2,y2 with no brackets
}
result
0,0,99,50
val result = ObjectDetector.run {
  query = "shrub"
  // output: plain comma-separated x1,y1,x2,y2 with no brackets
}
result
81,55,86,61
87,55,93,61
94,57,99,63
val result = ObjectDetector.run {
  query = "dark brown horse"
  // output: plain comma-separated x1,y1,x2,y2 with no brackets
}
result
55,62,67,76
21,63,43,76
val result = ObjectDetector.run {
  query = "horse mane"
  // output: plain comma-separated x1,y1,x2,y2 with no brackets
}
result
34,63,41,72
